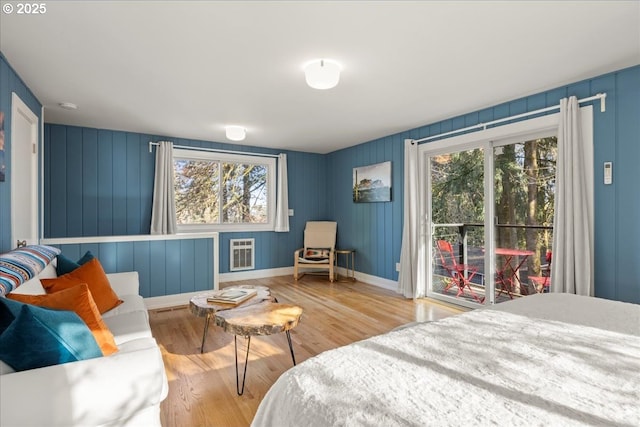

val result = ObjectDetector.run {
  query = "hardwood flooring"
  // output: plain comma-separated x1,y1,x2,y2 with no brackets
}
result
149,275,463,427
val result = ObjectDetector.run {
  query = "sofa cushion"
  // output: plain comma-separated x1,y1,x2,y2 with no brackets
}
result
41,258,122,314
101,293,147,319
0,299,102,371
56,251,94,276
8,284,118,356
0,245,61,297
104,310,153,345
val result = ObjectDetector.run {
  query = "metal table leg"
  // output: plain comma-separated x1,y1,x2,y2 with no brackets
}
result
234,331,297,396
234,336,251,396
286,330,297,366
200,312,211,353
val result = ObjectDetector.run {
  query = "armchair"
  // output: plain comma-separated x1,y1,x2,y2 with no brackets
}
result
294,221,337,282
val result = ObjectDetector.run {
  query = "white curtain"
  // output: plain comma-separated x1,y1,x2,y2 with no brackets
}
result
398,139,424,298
551,96,594,296
274,153,289,232
150,141,177,234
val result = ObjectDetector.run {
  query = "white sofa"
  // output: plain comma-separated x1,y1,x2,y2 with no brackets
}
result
0,261,169,427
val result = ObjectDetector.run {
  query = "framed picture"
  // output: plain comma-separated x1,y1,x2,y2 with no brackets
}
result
353,161,391,203
0,110,5,182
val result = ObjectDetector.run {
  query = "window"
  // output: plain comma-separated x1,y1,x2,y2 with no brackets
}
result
173,149,276,232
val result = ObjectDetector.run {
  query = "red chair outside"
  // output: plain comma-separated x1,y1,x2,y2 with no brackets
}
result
529,250,552,293
436,240,483,303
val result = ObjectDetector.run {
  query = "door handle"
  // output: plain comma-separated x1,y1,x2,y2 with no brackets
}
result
16,240,27,248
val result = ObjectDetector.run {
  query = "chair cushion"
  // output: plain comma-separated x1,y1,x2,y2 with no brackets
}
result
41,258,123,314
8,283,118,356
0,299,102,371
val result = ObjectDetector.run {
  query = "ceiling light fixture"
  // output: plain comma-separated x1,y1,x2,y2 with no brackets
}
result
304,59,341,90
225,125,246,141
58,102,78,110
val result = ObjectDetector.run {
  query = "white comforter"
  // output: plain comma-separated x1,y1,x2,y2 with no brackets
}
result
253,296,640,427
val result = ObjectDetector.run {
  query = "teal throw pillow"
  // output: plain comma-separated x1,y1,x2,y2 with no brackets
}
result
0,299,102,371
56,251,95,276
0,300,15,334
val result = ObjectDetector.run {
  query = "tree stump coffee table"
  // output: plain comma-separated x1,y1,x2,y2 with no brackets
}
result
189,285,274,353
214,303,303,395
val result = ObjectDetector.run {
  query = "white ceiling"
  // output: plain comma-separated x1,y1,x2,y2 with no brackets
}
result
1,1,639,154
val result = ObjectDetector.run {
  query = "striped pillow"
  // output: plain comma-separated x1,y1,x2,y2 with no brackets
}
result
0,245,61,297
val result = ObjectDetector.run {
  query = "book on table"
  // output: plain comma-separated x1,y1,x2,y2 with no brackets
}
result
207,288,257,305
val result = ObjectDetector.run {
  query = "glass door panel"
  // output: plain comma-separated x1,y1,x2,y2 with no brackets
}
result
430,148,486,306
493,137,556,302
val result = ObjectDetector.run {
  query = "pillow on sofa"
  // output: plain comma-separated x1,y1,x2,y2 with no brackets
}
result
56,251,95,276
8,284,118,356
41,258,122,314
0,245,61,297
0,299,102,371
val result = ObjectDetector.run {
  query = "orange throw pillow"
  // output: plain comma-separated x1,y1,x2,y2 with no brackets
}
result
8,283,118,356
41,258,123,314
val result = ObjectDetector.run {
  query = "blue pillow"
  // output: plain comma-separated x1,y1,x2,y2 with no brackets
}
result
0,300,15,335
0,299,102,371
56,251,95,276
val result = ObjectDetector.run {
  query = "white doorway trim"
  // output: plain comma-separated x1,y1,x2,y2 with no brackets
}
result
10,92,39,248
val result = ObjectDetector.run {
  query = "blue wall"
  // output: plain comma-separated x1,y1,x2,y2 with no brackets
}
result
51,239,214,298
11,45,636,304
43,126,329,273
0,54,43,253
327,65,640,304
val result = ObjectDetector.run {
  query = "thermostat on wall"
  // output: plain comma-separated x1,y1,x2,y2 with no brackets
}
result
604,162,612,185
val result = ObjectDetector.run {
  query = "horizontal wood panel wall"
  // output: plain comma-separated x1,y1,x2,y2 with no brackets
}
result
327,65,639,304
43,236,216,298
0,54,43,253
43,126,328,275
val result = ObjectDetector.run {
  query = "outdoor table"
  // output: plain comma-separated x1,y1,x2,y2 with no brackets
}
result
495,248,534,299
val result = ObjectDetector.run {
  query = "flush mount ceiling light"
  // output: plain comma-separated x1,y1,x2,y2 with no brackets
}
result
225,125,246,141
304,59,341,90
58,102,78,110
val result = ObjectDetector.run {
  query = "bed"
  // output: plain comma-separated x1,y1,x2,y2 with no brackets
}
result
252,293,640,427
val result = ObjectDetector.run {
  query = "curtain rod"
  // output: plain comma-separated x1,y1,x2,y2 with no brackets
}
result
413,93,607,144
148,141,280,158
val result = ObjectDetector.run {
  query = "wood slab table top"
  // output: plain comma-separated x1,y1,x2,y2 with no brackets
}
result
214,303,303,337
189,285,274,317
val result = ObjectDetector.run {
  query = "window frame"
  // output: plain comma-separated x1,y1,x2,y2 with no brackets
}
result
173,148,277,233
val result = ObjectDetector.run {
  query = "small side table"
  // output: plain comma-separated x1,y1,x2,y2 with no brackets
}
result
334,249,356,282
215,303,303,395
189,285,273,353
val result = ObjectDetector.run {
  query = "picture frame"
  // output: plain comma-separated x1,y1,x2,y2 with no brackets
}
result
353,161,391,203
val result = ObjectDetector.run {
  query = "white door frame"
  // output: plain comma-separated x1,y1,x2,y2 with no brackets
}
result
10,92,39,247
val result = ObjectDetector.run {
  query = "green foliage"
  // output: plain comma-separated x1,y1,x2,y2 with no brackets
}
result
174,159,268,225
431,137,557,274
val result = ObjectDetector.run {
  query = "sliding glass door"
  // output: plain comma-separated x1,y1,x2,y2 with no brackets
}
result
424,114,560,308
493,137,556,302
429,147,488,306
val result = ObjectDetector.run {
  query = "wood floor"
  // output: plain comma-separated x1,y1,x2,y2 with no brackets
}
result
149,275,463,427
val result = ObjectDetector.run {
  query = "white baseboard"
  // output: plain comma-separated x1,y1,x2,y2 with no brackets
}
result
144,267,400,310
219,267,293,282
144,290,207,310
352,270,399,292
